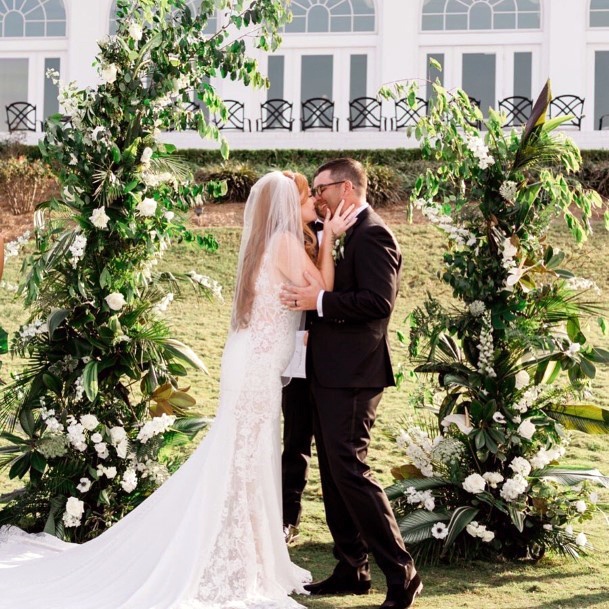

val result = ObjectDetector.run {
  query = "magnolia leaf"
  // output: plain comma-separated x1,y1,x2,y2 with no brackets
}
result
167,391,196,408
151,382,174,401
546,403,609,434
391,464,425,481
508,504,525,532
443,506,479,548
47,308,69,339
82,360,99,403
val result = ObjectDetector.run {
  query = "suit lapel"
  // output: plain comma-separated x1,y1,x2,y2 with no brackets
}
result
344,207,369,247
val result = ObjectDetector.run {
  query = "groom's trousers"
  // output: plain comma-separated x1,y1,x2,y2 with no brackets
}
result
310,380,414,587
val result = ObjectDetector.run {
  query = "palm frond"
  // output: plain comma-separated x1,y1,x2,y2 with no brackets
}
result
533,466,609,488
397,508,451,544
149,155,194,184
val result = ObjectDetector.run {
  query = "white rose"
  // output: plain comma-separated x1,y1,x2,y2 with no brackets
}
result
136,197,157,217
514,370,530,390
543,524,553,530
462,473,486,494
109,426,127,444
509,456,532,477
77,478,92,493
65,496,85,518
80,414,99,431
575,500,587,513
101,63,118,84
121,469,138,493
90,207,110,230
103,466,118,479
164,211,175,221
517,418,536,440
589,492,599,505
481,530,495,543
105,292,126,311
128,22,143,41
575,532,587,547
95,442,109,459
483,472,504,488
90,432,103,444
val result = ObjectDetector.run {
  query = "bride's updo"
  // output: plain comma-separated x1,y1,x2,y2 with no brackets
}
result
232,172,303,330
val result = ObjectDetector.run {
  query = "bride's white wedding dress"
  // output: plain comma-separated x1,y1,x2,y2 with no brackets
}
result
0,248,310,609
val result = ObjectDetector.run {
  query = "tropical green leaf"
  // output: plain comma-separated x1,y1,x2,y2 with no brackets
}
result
161,339,208,373
385,478,449,500
546,403,609,434
508,504,525,532
443,506,479,548
47,308,69,339
534,466,609,488
82,361,99,403
397,508,451,544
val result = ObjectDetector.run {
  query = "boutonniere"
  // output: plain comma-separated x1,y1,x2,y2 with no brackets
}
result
332,234,345,263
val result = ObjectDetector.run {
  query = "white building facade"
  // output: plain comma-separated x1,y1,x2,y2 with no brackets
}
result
1,0,609,149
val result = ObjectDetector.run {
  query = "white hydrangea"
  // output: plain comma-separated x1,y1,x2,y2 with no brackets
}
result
464,134,495,170
499,180,518,202
90,207,110,230
483,471,504,489
68,234,88,268
67,420,87,451
121,468,138,493
136,413,176,444
462,473,486,494
62,497,85,528
499,474,528,502
136,197,157,217
509,456,532,477
80,414,99,431
468,300,486,317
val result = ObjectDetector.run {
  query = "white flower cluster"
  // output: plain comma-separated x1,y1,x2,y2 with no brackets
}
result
4,231,31,259
414,199,477,248
136,413,176,444
499,474,528,502
404,486,435,511
136,458,170,485
153,292,174,314
499,180,518,202
73,375,86,402
109,426,129,459
564,276,601,295
90,207,110,230
38,433,69,459
517,418,536,440
69,234,88,268
62,497,85,528
100,62,118,84
396,427,434,477
463,134,495,170
136,197,157,217
529,445,565,469
67,419,87,452
468,300,486,317
97,464,118,479
466,521,495,543
121,468,138,493
509,456,532,477
477,312,496,378
482,471,504,488
105,292,126,311
514,370,530,390
513,384,543,413
19,319,48,339
188,271,224,301
141,171,178,189
462,473,486,494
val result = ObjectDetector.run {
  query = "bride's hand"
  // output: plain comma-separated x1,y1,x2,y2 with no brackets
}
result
325,200,357,240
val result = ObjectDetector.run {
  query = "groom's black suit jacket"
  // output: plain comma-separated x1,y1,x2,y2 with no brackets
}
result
307,207,401,388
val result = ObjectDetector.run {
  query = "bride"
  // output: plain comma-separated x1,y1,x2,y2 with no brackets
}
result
0,171,355,609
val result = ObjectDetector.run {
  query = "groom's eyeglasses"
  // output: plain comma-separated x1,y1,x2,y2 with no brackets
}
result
311,181,345,198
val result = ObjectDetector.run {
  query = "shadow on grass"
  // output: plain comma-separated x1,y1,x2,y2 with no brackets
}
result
506,590,609,609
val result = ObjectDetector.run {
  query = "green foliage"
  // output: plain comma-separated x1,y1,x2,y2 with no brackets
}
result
0,0,287,541
363,162,409,208
195,161,259,202
0,156,55,215
389,78,609,564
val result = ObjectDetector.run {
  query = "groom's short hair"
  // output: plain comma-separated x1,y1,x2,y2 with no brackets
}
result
316,158,367,196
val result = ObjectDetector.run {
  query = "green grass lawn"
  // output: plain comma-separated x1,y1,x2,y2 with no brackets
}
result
1,219,609,609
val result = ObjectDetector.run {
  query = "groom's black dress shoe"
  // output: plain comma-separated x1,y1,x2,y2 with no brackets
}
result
380,570,423,609
304,564,371,596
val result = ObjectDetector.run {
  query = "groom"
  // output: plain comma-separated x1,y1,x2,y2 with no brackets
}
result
280,158,421,609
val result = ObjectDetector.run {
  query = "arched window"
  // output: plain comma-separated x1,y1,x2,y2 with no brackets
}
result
590,0,609,27
285,0,376,33
0,0,66,37
109,0,216,35
422,0,541,31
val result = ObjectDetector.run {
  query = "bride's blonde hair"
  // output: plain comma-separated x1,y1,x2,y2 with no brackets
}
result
232,172,303,330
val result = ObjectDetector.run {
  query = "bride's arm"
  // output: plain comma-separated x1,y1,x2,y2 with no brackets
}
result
276,233,326,288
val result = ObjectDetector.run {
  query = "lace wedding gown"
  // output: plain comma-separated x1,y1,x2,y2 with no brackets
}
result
0,250,310,609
